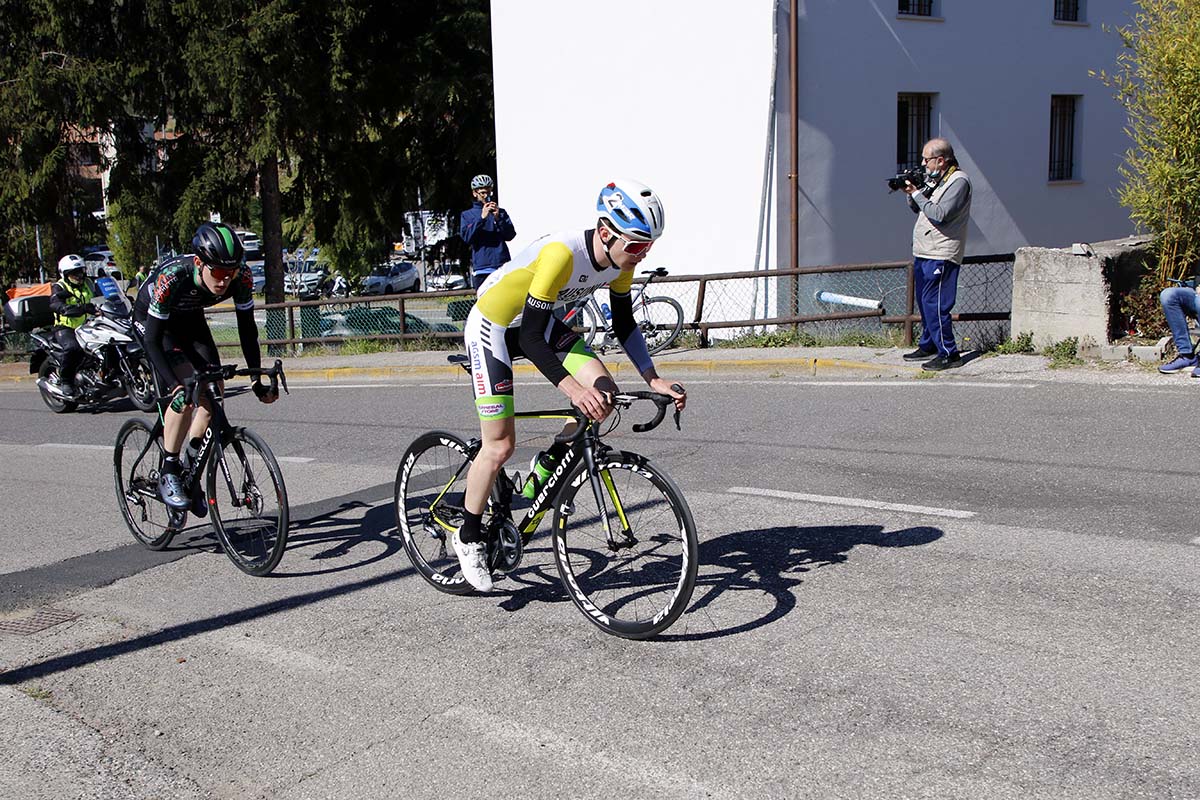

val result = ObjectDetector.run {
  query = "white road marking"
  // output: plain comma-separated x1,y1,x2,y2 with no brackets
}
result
38,443,111,451
276,456,315,463
728,486,976,519
1190,536,1200,546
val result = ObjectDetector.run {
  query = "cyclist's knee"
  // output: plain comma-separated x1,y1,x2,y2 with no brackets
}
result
478,437,515,468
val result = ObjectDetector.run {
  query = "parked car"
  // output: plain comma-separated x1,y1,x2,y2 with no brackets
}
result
427,272,468,291
361,262,419,295
319,307,455,337
249,263,266,294
285,267,328,299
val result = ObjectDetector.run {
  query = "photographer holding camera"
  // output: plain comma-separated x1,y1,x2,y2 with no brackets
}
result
899,138,972,371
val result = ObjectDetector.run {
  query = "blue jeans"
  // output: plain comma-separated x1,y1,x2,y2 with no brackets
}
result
1160,286,1199,355
913,257,960,357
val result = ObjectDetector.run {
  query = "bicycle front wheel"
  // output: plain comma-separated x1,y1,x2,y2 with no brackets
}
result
394,431,475,594
552,451,698,639
113,418,177,549
207,427,289,576
636,296,684,354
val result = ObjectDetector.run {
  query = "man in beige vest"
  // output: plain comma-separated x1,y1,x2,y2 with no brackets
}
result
901,138,972,371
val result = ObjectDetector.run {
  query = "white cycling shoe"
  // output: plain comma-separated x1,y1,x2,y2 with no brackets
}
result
452,529,494,592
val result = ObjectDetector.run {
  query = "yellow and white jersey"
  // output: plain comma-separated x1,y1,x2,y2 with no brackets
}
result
475,230,633,327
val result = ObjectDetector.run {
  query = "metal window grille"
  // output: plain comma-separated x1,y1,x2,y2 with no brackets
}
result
1054,0,1080,21
897,93,932,172
899,0,934,15
1049,95,1077,181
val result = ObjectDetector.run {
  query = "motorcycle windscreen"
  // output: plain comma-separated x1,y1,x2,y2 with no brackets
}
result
96,276,121,300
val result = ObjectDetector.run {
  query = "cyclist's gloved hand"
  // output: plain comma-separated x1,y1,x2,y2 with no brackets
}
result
167,384,189,414
252,379,278,404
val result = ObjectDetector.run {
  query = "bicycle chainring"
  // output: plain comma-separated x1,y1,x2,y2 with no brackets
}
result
487,516,523,573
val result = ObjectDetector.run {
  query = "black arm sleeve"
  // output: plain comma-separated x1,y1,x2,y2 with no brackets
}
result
235,308,262,371
142,315,178,392
49,284,73,317
518,297,569,386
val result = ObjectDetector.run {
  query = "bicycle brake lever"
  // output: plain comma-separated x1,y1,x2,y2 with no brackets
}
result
274,359,289,394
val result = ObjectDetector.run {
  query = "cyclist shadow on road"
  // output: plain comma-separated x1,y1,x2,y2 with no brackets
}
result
658,523,943,642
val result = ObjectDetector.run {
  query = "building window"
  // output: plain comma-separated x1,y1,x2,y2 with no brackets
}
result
899,0,934,15
897,93,934,172
1049,95,1079,181
1054,0,1083,22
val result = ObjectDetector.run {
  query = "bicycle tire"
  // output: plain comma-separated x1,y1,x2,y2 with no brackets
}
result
207,427,289,576
579,303,603,352
637,296,685,355
124,355,157,413
552,451,698,639
113,418,176,550
394,431,476,595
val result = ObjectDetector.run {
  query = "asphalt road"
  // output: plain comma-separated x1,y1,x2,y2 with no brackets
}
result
1,368,1197,799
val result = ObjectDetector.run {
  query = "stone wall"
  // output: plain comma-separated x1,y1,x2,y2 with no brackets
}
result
1010,236,1153,349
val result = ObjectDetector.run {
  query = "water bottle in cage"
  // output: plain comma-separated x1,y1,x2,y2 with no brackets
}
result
601,302,611,320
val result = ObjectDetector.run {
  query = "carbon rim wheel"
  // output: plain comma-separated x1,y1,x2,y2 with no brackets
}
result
207,428,289,576
113,418,176,549
395,431,476,594
552,453,698,639
637,296,684,355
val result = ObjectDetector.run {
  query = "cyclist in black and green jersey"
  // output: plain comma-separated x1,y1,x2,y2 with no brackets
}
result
132,222,277,512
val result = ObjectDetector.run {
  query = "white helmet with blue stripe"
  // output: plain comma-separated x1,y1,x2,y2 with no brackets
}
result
597,179,665,242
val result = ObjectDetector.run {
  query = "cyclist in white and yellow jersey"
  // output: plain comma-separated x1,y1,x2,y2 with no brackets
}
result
453,179,688,590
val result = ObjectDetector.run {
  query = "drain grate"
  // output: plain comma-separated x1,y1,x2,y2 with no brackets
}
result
0,608,79,636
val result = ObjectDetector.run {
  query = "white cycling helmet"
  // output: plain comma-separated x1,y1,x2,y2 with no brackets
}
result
470,174,494,190
58,254,86,275
597,179,665,242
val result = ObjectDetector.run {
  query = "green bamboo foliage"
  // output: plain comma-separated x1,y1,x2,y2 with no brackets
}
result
1094,0,1200,281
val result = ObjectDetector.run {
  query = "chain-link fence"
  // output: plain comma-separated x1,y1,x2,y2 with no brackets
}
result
207,255,1014,355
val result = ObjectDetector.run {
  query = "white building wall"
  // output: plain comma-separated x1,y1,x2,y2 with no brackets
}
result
489,0,778,279
491,1,1137,320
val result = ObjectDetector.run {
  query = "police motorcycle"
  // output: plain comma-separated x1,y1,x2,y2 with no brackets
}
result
30,277,157,414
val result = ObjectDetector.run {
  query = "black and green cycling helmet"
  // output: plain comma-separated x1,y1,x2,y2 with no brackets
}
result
192,222,244,268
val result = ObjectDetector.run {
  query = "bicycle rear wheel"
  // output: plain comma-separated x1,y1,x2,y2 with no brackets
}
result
113,418,177,549
636,296,684,354
552,451,698,639
207,427,289,576
394,431,476,594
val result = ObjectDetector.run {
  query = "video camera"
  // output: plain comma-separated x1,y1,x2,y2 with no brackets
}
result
887,165,926,193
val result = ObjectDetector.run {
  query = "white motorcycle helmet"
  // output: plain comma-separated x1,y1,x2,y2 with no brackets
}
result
58,254,86,277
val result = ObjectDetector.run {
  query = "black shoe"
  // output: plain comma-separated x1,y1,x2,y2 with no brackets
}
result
190,486,208,518
922,353,963,372
902,348,937,361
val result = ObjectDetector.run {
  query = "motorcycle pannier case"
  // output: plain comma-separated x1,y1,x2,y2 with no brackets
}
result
4,294,53,333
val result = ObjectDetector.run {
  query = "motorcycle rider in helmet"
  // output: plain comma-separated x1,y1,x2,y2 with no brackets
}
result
133,221,277,514
46,254,96,399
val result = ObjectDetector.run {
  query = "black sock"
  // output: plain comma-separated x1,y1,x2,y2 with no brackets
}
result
162,454,181,475
459,510,484,544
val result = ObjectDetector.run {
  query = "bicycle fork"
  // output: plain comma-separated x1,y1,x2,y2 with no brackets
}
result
582,442,636,551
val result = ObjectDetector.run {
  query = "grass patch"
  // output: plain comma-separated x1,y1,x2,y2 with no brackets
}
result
714,328,903,349
993,331,1036,355
1042,336,1083,368
20,685,53,702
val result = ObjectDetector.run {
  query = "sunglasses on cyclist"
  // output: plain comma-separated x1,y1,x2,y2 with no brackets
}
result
205,264,239,280
615,234,653,256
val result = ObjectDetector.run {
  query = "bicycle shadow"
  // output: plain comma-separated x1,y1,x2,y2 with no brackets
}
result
272,502,405,578
657,523,943,641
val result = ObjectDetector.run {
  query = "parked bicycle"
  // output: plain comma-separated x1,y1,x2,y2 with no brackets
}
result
395,355,698,640
113,361,291,576
560,267,685,355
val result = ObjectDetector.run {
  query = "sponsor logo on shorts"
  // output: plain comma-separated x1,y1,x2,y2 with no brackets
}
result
478,403,506,418
494,379,512,392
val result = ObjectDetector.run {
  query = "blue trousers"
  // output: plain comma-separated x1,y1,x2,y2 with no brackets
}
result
913,257,959,357
1160,286,1199,355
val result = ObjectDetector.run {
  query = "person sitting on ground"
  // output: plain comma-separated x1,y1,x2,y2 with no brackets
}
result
45,254,95,399
1158,275,1200,375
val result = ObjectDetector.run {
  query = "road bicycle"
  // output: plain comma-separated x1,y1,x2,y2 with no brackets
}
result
560,267,685,355
113,361,291,576
394,355,697,639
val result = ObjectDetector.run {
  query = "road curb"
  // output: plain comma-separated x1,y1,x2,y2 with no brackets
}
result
278,357,922,383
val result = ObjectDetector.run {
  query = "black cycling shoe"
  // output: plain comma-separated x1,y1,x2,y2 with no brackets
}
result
158,471,190,510
190,486,208,518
